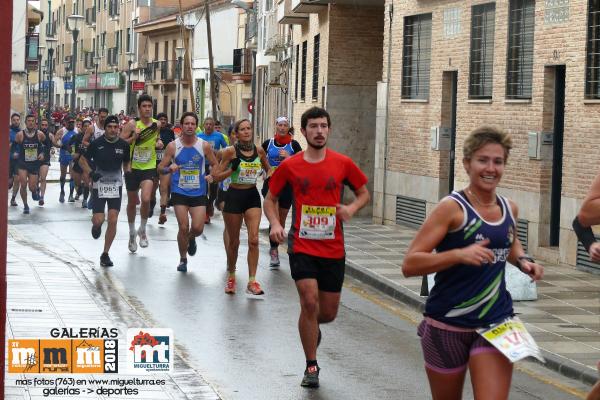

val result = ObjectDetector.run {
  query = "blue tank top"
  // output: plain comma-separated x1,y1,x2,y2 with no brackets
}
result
171,137,207,197
424,191,516,328
266,138,295,169
60,129,77,159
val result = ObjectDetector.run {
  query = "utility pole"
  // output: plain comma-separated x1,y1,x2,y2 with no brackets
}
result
205,0,217,120
0,3,13,398
177,0,195,116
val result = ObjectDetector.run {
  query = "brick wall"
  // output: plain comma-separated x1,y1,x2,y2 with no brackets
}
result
384,0,599,265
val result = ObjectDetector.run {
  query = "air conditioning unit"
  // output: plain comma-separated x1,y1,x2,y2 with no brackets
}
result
268,61,281,86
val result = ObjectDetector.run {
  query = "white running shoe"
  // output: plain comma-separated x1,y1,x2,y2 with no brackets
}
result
128,235,138,253
269,248,280,270
138,228,149,248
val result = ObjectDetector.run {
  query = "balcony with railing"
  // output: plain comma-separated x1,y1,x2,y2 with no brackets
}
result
277,0,308,25
25,33,40,71
265,33,290,56
232,48,253,82
85,7,97,26
108,0,120,20
145,60,185,83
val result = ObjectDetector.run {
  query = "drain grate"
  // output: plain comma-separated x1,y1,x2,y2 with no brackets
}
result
10,308,43,313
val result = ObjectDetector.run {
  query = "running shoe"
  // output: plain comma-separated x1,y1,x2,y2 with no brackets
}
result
137,229,149,248
177,260,187,272
91,224,102,239
32,191,39,201
100,253,114,267
269,248,280,269
128,235,138,253
187,237,197,256
59,192,65,203
68,194,75,203
23,205,30,215
38,196,44,206
225,277,236,294
246,281,265,296
158,213,167,225
301,365,320,388
10,197,17,207
81,200,87,208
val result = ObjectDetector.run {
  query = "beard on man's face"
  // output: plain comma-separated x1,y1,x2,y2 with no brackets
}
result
306,136,326,150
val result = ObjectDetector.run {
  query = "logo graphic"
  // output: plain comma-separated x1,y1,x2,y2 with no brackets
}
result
40,339,71,373
127,328,173,373
475,233,485,243
9,340,39,373
8,338,119,374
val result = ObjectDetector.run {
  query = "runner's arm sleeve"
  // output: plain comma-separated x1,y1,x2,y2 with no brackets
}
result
343,158,368,191
122,141,131,163
292,140,302,154
573,216,597,252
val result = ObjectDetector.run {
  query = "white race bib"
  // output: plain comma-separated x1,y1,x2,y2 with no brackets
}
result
156,149,164,161
98,181,120,199
179,169,200,189
24,146,38,162
477,317,544,363
299,205,336,240
238,162,260,185
133,147,152,163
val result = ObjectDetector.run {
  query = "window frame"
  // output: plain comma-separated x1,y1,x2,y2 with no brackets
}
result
505,0,535,100
301,40,307,101
312,34,320,100
585,0,600,99
469,2,496,99
401,13,432,100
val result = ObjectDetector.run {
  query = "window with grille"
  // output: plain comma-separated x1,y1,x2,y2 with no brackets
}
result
469,3,496,99
586,0,600,98
301,41,307,101
295,44,299,101
506,0,535,99
402,14,432,100
312,34,320,100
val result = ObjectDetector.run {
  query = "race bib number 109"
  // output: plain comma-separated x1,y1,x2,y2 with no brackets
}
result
299,205,336,240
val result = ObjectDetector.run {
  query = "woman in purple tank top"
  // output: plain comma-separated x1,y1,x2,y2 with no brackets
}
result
402,126,544,400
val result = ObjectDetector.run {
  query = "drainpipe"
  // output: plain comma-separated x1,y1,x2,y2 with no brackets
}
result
381,2,393,224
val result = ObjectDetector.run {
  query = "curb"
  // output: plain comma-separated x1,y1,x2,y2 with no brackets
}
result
344,259,599,387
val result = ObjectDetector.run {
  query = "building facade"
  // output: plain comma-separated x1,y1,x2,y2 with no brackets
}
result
375,0,599,270
278,0,385,215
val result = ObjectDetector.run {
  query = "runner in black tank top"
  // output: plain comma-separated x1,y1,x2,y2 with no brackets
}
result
403,126,544,400
14,115,46,214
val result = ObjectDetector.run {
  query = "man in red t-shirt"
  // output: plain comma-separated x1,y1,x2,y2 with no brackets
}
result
265,107,370,389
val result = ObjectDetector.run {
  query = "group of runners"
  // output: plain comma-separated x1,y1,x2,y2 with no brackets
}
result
8,94,600,397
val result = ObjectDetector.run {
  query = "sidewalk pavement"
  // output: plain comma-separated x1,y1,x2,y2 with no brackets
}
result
343,218,600,386
4,229,221,400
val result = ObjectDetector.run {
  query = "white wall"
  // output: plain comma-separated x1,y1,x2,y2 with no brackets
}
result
192,7,237,69
12,0,27,72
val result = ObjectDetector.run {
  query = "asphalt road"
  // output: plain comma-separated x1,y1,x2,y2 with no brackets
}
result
7,184,594,399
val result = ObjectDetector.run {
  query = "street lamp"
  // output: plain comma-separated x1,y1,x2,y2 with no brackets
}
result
125,52,135,115
46,37,58,114
175,46,185,121
37,45,45,125
93,55,100,109
67,14,84,112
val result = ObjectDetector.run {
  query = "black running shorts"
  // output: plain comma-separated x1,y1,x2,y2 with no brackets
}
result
288,252,346,293
223,186,261,214
170,192,208,208
18,162,40,175
91,187,122,213
125,169,157,192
